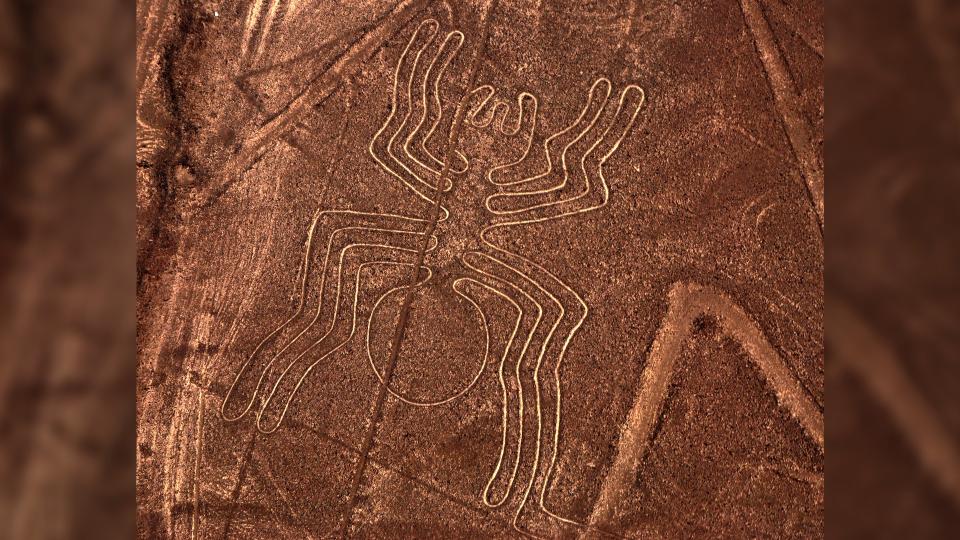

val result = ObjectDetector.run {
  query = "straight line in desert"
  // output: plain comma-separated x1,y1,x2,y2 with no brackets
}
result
339,2,501,536
207,0,431,208
136,0,173,102
740,0,824,229
583,282,823,537
761,0,823,57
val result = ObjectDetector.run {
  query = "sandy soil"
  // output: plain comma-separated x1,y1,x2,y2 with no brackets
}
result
136,0,824,537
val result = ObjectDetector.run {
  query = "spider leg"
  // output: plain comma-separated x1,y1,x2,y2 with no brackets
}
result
220,209,430,423
463,245,584,538
254,239,435,434
455,255,539,510
369,19,468,219
402,28,469,175
487,79,645,225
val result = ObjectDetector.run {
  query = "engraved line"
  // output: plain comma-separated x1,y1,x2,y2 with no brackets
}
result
219,214,432,424
240,0,267,64
364,278,490,406
209,0,431,208
340,4,500,536
403,29,469,175
256,259,433,433
487,81,645,224
251,0,287,63
584,282,823,536
136,0,173,103
368,19,462,221
459,254,545,510
740,0,824,229
385,21,462,194
761,0,824,57
460,76,645,537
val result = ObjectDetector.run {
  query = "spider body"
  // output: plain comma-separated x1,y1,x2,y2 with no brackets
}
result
222,18,645,538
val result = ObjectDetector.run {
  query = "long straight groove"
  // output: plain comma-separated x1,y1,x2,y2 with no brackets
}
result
203,0,431,210
583,282,823,537
338,2,501,537
739,0,824,231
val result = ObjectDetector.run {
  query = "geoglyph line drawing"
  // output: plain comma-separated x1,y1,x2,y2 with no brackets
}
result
240,0,308,67
220,17,645,538
211,12,830,538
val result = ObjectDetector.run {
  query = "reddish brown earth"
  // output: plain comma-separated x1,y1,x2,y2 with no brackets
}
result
826,0,960,537
136,0,825,538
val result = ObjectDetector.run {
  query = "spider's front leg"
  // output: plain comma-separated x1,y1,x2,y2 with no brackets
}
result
219,210,433,427
486,78,645,225
369,18,469,212
401,24,469,176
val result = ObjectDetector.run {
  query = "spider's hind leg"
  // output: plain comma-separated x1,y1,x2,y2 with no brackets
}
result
462,246,590,538
253,232,435,434
220,209,429,425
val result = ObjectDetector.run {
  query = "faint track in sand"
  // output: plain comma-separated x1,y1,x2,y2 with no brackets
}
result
740,0,824,229
828,298,960,511
203,0,432,209
584,282,823,537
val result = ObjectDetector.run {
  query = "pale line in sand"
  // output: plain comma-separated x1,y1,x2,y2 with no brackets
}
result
220,16,472,429
463,250,586,538
190,389,203,540
220,17,648,538
368,18,469,222
221,17,470,431
190,175,288,540
485,78,613,199
219,212,432,423
402,28,470,174
459,253,544,511
251,0,286,63
353,72,645,537
484,79,645,224
358,19,606,535
220,224,437,432
255,257,434,434
740,0,824,229
761,0,824,57
466,76,645,537
384,22,469,190
434,75,640,533
136,0,172,103
584,282,823,537
156,202,284,539
223,0,431,190
240,0,266,64
488,97,538,182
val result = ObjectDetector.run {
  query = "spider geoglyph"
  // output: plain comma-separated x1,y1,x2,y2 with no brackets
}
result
221,18,645,536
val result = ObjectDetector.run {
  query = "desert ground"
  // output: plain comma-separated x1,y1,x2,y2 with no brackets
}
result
136,0,826,537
